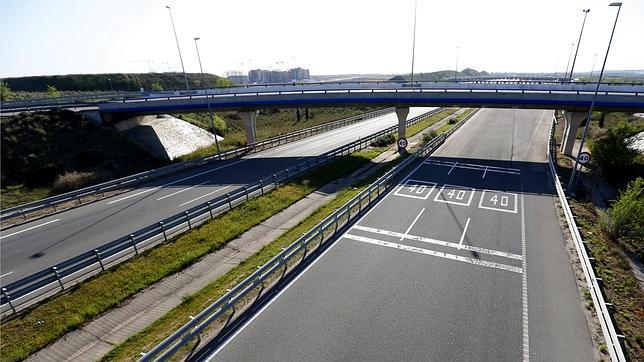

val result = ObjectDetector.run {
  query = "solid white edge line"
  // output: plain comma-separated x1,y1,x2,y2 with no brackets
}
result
400,208,425,241
352,225,523,261
0,219,61,240
0,271,14,279
457,217,471,250
344,234,522,274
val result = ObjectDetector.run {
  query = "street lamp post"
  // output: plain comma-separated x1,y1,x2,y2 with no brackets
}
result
568,9,591,82
454,46,460,82
409,0,418,86
194,37,221,157
563,42,575,82
108,78,114,92
568,2,623,193
166,5,190,91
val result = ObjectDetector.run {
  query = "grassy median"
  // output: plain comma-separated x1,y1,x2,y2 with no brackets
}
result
0,148,385,362
102,155,403,361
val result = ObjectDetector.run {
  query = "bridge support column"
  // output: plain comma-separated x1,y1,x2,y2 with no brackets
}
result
560,111,586,156
395,107,409,155
238,110,259,144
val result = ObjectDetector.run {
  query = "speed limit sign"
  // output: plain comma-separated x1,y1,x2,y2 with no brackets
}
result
397,138,408,149
577,152,591,164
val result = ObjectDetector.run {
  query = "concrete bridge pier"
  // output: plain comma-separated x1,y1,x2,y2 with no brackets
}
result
395,107,409,155
560,111,587,156
238,110,259,144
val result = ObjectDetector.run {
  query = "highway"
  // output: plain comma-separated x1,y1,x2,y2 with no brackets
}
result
205,109,595,361
0,108,434,285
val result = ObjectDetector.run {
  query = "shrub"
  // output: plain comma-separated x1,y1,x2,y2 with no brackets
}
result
448,117,457,124
51,171,97,193
370,133,395,147
609,177,644,249
422,130,438,144
589,122,638,183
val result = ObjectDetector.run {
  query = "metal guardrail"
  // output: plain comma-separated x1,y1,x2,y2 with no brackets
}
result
138,109,479,361
546,116,625,362
0,108,444,316
0,107,395,226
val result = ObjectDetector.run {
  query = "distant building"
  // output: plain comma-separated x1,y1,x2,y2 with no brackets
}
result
226,70,249,85
248,67,310,84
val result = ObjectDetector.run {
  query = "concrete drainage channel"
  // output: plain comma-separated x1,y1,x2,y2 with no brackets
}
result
138,110,478,361
0,107,395,229
0,108,444,317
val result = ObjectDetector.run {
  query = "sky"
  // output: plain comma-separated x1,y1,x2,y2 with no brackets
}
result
1,0,643,78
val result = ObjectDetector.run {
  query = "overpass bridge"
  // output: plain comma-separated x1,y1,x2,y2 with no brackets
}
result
3,80,643,155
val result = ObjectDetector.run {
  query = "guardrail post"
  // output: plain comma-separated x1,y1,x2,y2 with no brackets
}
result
207,201,214,218
243,187,249,202
185,211,192,229
334,212,339,233
358,194,363,213
273,174,277,187
52,266,64,290
226,193,232,209
130,234,139,255
259,180,264,195
77,195,82,205
94,249,105,271
348,203,351,221
318,227,324,247
2,288,16,314
159,222,167,242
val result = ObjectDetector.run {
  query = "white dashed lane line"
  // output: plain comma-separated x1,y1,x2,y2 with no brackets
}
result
0,219,61,240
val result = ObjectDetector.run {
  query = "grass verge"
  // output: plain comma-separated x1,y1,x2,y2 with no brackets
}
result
102,153,403,361
0,148,386,362
405,108,458,137
569,200,644,360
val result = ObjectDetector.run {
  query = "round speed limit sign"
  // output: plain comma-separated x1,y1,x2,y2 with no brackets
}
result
577,152,591,164
397,138,408,149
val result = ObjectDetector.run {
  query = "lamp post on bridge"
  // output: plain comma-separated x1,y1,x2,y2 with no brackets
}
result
454,46,460,82
409,0,418,86
194,37,221,158
563,42,575,82
568,9,591,82
568,2,623,193
165,5,190,91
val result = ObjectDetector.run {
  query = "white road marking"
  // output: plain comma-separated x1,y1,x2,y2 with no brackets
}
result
178,186,231,207
352,225,522,260
483,166,488,179
400,208,425,241
433,184,476,206
156,180,209,201
205,159,400,360
477,190,519,214
106,160,245,205
425,159,521,175
447,161,458,175
393,180,437,200
457,218,471,250
344,234,523,274
525,111,547,154
0,271,14,279
521,193,530,361
0,219,61,240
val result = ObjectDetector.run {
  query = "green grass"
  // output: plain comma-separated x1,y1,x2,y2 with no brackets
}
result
0,148,385,362
571,199,644,360
102,153,403,361
405,108,458,137
0,184,50,209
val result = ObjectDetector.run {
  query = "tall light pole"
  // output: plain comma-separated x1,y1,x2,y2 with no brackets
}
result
454,46,460,82
194,37,221,157
588,53,598,82
166,5,190,91
108,78,114,92
563,42,575,82
568,9,591,82
409,0,418,85
568,2,623,193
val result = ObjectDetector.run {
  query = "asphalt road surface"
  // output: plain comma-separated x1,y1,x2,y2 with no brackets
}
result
206,109,595,361
0,107,434,285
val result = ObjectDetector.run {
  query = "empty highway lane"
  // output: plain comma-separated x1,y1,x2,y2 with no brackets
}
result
0,108,434,284
207,109,595,361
